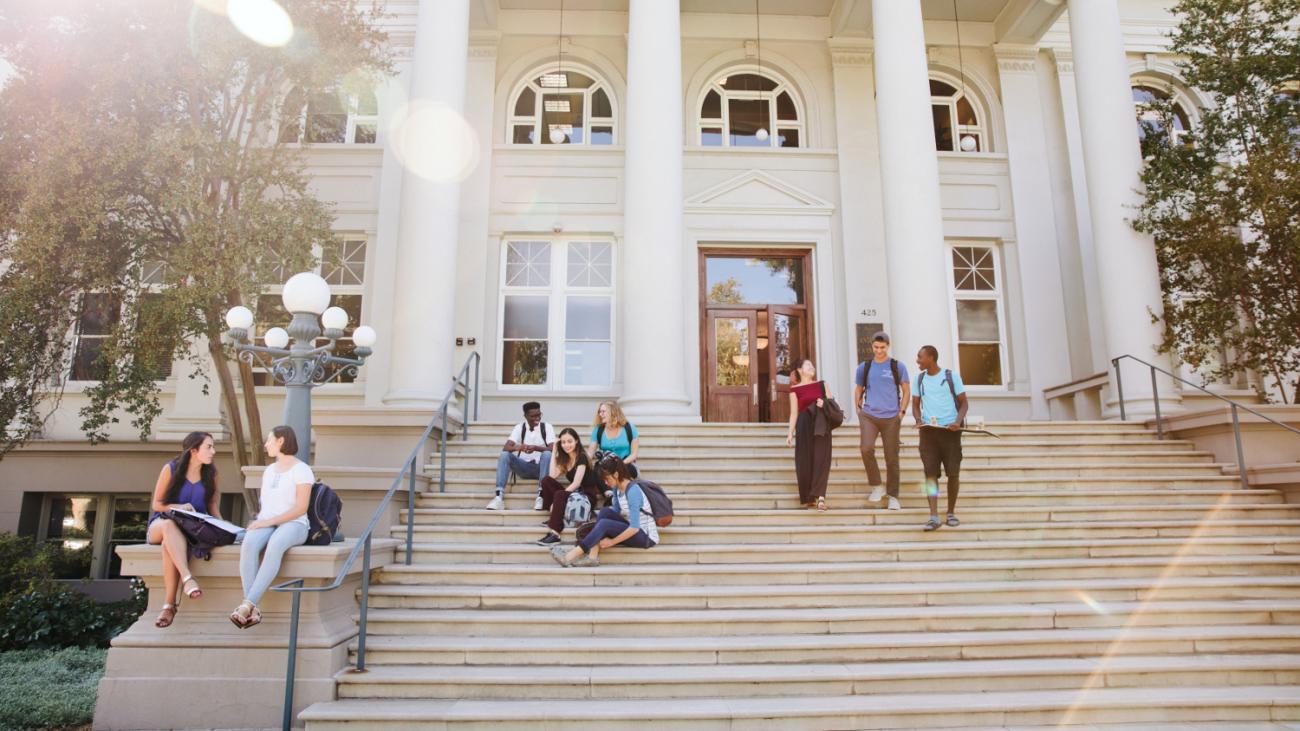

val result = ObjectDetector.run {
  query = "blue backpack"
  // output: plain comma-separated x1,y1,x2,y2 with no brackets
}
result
306,482,343,546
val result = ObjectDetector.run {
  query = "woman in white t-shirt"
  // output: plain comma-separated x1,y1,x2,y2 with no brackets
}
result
231,425,313,629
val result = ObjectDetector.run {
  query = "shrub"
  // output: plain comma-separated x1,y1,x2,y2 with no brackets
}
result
0,647,106,729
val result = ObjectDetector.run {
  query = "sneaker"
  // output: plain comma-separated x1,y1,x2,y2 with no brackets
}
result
533,496,544,511
868,485,885,503
887,497,901,511
571,555,600,568
485,495,504,511
537,533,561,546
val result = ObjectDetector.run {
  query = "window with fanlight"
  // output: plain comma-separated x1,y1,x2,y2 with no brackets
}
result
947,244,1008,387
697,71,804,148
508,69,616,145
930,79,986,153
278,86,379,144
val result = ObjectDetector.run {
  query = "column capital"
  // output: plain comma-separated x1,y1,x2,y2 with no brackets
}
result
993,43,1041,75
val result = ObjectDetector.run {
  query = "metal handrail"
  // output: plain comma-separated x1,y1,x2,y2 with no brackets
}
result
1111,354,1300,490
267,351,480,731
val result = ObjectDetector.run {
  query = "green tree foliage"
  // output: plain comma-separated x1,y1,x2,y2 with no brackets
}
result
1133,0,1300,402
0,0,391,461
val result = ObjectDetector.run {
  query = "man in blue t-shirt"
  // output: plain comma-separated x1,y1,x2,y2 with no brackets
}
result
911,345,969,531
853,332,910,510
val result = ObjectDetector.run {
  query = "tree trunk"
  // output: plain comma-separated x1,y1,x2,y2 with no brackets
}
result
206,335,258,515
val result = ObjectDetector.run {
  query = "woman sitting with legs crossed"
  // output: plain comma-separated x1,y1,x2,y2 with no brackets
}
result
552,455,657,568
536,428,602,546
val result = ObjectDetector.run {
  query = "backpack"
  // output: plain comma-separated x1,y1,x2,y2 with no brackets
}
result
305,482,343,546
918,369,966,428
632,479,674,527
861,358,902,411
563,492,592,528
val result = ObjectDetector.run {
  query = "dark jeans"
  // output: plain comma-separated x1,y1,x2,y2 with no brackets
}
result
578,507,654,553
540,476,597,534
919,427,963,513
794,409,831,503
858,412,902,498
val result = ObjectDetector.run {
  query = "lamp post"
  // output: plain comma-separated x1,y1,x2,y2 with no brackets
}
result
224,272,378,461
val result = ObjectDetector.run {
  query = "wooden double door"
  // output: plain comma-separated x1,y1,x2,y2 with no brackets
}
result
700,250,815,423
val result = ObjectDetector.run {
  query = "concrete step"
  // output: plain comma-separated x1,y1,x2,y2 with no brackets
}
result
376,555,1300,587
399,535,1300,565
391,519,1300,545
436,462,1230,479
361,575,1300,611
413,489,1286,510
334,653,1300,700
403,504,1300,527
352,599,1300,638
342,624,1300,666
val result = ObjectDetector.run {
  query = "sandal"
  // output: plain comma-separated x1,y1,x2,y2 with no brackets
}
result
229,601,253,629
155,603,177,629
816,497,828,512
181,574,202,600
946,513,960,527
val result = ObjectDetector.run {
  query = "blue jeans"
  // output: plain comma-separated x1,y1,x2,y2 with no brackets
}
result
579,507,655,554
495,451,551,496
239,522,308,605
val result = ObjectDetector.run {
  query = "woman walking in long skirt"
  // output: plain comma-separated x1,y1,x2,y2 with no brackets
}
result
786,359,833,511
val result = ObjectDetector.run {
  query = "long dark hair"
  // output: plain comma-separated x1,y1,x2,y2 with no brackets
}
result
553,427,588,473
596,454,636,484
167,431,218,507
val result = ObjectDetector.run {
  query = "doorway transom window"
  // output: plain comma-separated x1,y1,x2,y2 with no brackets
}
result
698,71,804,148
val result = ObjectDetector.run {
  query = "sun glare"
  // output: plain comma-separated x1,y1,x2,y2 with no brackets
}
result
226,0,294,48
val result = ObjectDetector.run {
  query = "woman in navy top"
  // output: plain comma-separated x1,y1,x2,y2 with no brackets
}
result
146,431,221,628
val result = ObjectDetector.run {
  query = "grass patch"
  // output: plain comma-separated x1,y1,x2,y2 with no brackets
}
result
0,647,105,730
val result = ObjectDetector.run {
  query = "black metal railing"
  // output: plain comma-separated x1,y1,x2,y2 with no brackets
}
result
1112,354,1300,489
268,351,480,731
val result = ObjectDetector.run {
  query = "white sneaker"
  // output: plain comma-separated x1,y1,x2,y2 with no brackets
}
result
868,485,885,503
887,497,901,511
486,495,504,511
533,496,545,511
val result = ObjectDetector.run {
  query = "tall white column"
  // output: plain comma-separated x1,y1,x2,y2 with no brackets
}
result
994,45,1073,419
619,0,693,419
1067,0,1180,415
383,0,472,407
871,0,953,369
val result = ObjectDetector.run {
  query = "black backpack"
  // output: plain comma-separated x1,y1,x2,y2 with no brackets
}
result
861,358,903,410
918,369,966,428
306,482,343,546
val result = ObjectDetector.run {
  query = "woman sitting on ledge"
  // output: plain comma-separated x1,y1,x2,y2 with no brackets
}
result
231,425,313,629
147,431,220,629
552,455,658,568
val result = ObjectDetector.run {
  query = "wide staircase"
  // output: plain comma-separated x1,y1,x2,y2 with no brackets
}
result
301,421,1300,730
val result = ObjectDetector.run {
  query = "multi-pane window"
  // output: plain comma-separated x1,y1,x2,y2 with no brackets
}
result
948,245,1007,387
1132,85,1192,146
279,87,379,144
500,239,614,389
509,70,615,145
253,238,368,386
698,72,803,148
930,79,986,153
69,292,172,382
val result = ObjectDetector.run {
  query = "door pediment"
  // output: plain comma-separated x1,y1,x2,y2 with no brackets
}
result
686,170,833,215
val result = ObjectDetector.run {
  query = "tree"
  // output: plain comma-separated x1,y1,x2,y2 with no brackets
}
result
1133,0,1300,402
0,1,392,467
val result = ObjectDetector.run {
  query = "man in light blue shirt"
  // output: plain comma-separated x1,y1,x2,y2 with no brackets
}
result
853,332,910,510
911,345,969,531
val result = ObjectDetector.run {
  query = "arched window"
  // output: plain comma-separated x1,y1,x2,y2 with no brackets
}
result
509,69,615,145
930,79,985,153
1132,85,1193,145
278,87,378,144
697,71,803,148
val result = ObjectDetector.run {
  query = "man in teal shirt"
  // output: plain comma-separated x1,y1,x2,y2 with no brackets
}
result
911,345,969,531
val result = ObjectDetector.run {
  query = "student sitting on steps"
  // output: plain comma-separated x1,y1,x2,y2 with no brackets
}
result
552,455,658,568
488,401,555,511
911,345,970,532
535,428,603,546
587,400,640,478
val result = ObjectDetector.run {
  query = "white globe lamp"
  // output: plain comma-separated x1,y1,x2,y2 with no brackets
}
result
321,306,349,332
352,325,377,349
281,272,331,315
960,135,978,152
225,305,254,331
264,327,290,349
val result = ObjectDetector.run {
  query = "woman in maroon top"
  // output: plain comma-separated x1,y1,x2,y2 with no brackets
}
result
785,359,834,511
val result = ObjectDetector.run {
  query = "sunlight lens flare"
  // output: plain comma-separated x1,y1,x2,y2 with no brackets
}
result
227,0,294,47
388,101,480,183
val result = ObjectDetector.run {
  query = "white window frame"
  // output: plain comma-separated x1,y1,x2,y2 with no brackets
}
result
696,67,805,148
945,242,1010,390
497,237,616,392
506,64,617,146
929,74,988,153
279,87,379,145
